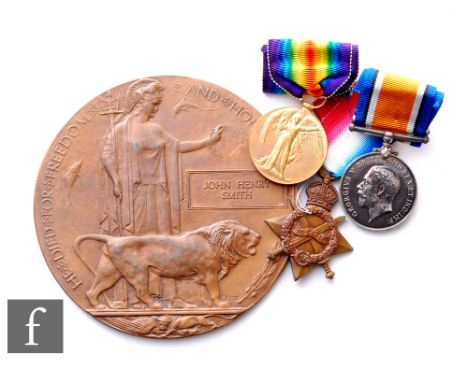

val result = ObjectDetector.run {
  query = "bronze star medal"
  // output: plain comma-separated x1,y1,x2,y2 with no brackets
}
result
265,174,352,280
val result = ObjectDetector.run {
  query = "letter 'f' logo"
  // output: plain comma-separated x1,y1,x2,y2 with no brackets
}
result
25,307,47,346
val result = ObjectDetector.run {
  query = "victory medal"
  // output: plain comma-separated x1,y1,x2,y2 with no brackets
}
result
249,40,359,185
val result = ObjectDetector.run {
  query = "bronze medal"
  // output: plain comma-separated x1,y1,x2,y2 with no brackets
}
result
266,173,352,281
34,76,293,338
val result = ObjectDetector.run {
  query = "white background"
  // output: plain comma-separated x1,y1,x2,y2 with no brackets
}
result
1,1,466,381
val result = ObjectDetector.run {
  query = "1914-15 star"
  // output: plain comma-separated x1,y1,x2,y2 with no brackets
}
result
265,174,353,281
265,213,352,280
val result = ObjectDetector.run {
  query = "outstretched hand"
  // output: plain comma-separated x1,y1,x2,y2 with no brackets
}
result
210,125,224,143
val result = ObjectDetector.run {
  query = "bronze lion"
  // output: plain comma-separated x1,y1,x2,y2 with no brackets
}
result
74,220,260,309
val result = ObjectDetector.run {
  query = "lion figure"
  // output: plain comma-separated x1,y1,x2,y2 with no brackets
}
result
74,220,261,309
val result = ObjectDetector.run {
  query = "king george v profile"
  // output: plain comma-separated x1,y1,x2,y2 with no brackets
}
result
357,165,401,222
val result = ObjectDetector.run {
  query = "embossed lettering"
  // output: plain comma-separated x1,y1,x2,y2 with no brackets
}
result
186,84,256,126
237,179,270,189
221,191,253,200
189,170,288,209
202,180,232,190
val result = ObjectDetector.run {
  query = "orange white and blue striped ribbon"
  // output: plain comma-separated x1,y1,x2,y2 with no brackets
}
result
354,68,444,147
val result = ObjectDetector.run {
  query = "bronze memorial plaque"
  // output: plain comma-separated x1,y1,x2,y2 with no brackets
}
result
34,76,292,338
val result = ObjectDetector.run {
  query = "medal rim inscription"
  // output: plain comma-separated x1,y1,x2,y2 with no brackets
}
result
248,106,328,185
340,152,418,231
34,75,290,338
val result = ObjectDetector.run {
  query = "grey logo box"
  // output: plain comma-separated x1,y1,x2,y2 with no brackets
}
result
7,300,63,353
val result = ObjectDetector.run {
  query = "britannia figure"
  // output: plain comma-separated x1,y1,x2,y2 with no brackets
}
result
95,78,223,308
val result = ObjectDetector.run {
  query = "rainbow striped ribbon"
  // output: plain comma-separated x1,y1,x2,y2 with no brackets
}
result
261,39,376,178
354,68,444,147
262,39,359,98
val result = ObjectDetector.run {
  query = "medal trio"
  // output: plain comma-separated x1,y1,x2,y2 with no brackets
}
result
34,40,444,339
253,39,443,278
